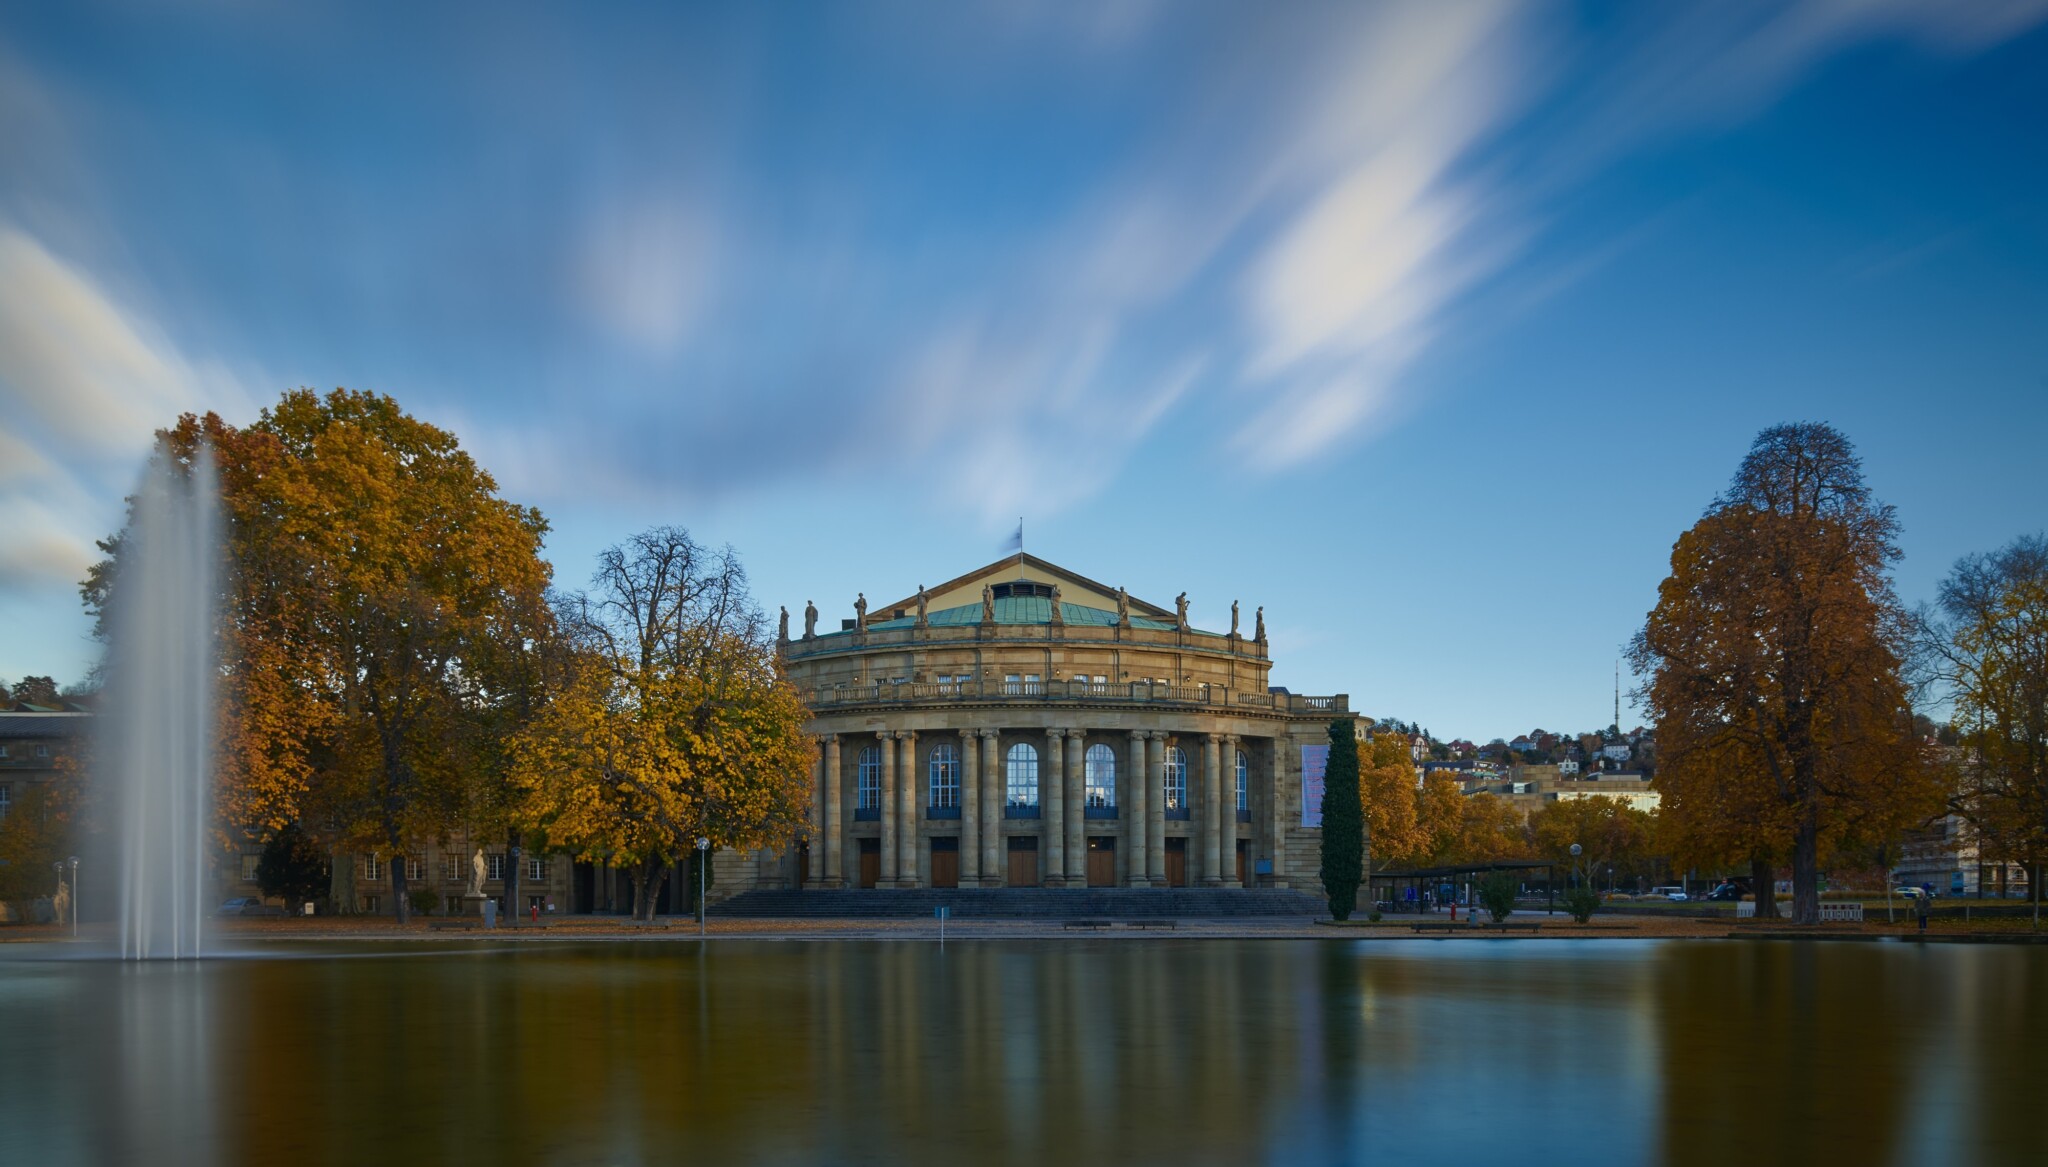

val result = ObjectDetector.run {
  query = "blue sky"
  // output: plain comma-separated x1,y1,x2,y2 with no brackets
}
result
2,1,2044,741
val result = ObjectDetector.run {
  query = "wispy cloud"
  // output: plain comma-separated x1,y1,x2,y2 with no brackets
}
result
0,226,252,589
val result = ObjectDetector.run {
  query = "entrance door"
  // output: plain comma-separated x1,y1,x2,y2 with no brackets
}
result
1087,837,1116,887
798,843,811,889
930,838,960,888
1165,838,1188,887
1007,836,1039,887
1236,840,1248,886
858,839,881,889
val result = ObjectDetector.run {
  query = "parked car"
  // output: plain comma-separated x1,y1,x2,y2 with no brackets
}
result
1894,885,1928,899
1703,884,1742,901
1649,886,1688,902
215,897,262,916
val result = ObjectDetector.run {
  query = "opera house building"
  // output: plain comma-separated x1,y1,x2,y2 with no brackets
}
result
746,554,1357,897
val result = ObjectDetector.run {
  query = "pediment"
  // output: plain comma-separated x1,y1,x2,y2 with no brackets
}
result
877,553,1172,619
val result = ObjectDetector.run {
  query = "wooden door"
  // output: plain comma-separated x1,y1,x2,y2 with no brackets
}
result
1007,837,1039,886
1236,840,1248,886
931,839,960,888
1086,837,1116,887
1165,838,1187,887
858,839,881,889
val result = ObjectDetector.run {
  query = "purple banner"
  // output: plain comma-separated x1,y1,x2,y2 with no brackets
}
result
1300,744,1329,828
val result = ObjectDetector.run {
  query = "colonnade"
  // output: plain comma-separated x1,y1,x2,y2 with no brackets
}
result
805,726,1273,889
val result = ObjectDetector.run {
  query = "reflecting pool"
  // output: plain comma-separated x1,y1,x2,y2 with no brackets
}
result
1,939,2042,1166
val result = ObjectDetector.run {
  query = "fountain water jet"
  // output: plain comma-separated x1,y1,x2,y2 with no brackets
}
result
105,445,219,960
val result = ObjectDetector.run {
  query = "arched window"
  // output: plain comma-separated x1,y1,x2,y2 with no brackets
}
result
1236,749,1249,814
1006,743,1039,808
1164,747,1188,811
929,744,960,808
1085,744,1116,808
857,746,882,810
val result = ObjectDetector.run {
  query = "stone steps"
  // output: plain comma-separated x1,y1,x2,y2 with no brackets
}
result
709,887,1328,919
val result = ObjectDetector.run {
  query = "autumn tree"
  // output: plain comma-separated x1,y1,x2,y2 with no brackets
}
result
1631,423,1938,925
1528,795,1655,887
1923,533,2048,922
511,527,813,920
1360,731,1424,874
85,393,555,923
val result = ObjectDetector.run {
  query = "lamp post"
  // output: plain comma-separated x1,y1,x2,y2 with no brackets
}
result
67,855,79,938
1569,843,1582,890
696,837,710,937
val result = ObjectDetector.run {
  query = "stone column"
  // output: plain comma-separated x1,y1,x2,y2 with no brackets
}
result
879,731,898,886
897,730,920,887
980,729,1003,885
1201,734,1223,886
960,728,980,886
1065,730,1087,887
1270,738,1291,888
823,734,843,888
1125,730,1149,887
1221,735,1242,887
1147,732,1167,885
1044,728,1066,886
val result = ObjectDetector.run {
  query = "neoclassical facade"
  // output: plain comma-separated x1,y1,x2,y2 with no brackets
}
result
751,554,1358,894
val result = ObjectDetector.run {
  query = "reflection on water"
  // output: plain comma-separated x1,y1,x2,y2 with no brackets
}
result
0,940,2042,1166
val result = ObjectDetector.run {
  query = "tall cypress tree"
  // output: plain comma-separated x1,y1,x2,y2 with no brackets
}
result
1320,718,1364,920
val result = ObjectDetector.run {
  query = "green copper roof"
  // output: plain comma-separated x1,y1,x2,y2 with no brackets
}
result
844,596,1213,636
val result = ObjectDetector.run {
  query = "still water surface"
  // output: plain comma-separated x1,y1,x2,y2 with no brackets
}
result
0,939,2042,1166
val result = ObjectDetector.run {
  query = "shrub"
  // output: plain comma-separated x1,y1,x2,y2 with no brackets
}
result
1562,885,1601,924
408,887,438,917
1478,871,1518,922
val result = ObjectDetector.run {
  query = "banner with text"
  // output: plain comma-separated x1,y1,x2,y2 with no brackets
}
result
1300,744,1329,828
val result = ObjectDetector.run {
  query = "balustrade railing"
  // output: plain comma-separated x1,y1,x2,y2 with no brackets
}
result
804,679,1346,714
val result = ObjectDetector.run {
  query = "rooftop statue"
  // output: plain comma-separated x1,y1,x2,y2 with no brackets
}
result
1175,591,1189,631
803,599,818,639
855,592,867,631
1255,606,1266,644
778,605,790,643
1231,600,1240,637
915,584,929,628
982,583,995,622
1049,584,1063,625
1116,586,1130,627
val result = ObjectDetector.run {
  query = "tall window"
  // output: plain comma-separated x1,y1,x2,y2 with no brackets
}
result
1084,744,1116,807
486,853,506,881
1164,748,1188,811
0,783,10,821
240,853,260,881
406,854,425,881
929,744,960,808
365,855,384,881
1236,750,1249,814
1006,743,1039,807
857,746,883,810
527,857,547,881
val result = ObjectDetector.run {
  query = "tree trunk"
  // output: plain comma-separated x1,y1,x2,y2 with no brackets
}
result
390,847,410,924
505,829,523,925
633,859,668,922
329,848,359,915
1750,856,1778,920
1791,821,1821,926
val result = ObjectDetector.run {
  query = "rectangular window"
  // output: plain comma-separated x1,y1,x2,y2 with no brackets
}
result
0,745,10,758
442,855,462,882
857,747,883,810
486,853,506,881
406,855,425,882
34,745,48,758
1005,674,1021,694
364,855,384,881
363,895,380,913
0,783,10,820
928,746,960,809
240,853,261,881
527,857,546,881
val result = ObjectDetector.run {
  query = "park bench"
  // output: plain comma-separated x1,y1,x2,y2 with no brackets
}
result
1410,923,1461,933
428,919,481,931
619,919,680,929
1123,919,1176,930
1064,919,1113,930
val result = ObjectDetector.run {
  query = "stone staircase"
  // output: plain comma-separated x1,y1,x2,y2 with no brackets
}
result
709,886,1329,919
